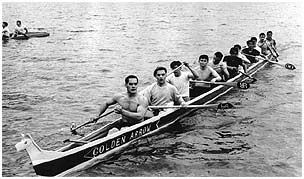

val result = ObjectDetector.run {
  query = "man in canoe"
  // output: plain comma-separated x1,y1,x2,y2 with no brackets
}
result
190,54,222,97
166,61,198,101
14,20,28,37
141,66,187,116
257,33,269,56
266,31,276,50
223,47,247,78
92,75,149,130
2,22,11,40
241,40,263,63
209,51,230,81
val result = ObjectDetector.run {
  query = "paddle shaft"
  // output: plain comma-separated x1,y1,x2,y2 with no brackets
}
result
149,103,220,109
167,64,183,76
191,80,236,86
238,70,257,81
71,110,114,132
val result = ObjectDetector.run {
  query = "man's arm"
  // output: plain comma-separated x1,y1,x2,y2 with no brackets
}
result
114,96,148,122
97,96,117,117
183,62,199,79
210,67,222,82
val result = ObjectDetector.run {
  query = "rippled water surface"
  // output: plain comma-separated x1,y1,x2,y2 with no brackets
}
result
2,2,302,177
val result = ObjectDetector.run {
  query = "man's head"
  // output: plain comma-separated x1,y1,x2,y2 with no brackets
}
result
246,40,255,49
125,75,138,94
213,52,223,65
170,61,182,76
153,66,167,85
3,22,8,28
251,37,258,47
259,33,266,40
229,47,238,56
16,20,21,26
198,54,209,68
266,31,272,39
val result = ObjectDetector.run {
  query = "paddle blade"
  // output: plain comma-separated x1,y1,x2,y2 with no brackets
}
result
285,63,296,70
237,82,250,89
217,102,234,109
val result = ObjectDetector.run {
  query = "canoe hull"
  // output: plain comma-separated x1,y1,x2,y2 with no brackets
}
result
18,59,270,176
11,32,50,40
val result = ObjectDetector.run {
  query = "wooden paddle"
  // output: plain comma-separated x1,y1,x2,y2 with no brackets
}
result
241,52,296,70
167,63,183,76
190,80,250,89
149,102,234,110
70,110,114,134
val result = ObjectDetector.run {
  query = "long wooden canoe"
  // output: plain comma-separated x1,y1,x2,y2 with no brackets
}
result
15,57,271,176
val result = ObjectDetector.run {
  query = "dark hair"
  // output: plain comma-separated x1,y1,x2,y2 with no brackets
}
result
246,40,253,45
214,51,223,59
3,22,8,26
199,54,209,61
233,44,241,50
17,20,21,23
229,47,238,55
125,75,138,84
153,66,167,77
170,61,182,69
251,37,257,41
259,33,265,37
267,31,272,35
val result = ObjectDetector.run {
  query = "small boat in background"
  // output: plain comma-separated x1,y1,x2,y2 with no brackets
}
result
10,32,50,40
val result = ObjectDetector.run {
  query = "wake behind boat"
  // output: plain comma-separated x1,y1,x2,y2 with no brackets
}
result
15,55,272,176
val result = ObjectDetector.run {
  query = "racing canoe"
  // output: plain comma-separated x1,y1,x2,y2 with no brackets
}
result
15,56,271,176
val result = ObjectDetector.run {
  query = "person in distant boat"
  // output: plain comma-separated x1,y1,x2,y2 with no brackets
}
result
257,33,269,56
141,66,187,117
209,51,230,81
223,47,247,78
266,31,276,49
190,54,222,97
241,40,265,63
233,44,251,64
14,20,28,37
2,22,11,39
92,75,149,130
166,61,198,101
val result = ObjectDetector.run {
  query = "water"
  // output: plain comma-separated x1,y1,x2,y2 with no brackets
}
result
2,2,301,177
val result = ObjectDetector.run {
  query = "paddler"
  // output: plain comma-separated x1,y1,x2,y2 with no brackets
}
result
166,60,199,101
223,47,247,78
141,66,187,116
266,31,276,50
241,40,265,63
209,51,230,81
257,33,269,56
190,54,222,97
92,75,149,131
14,20,28,37
2,22,11,40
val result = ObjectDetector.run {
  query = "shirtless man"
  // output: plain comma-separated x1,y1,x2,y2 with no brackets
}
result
257,33,269,56
209,51,230,81
92,75,149,129
190,54,222,97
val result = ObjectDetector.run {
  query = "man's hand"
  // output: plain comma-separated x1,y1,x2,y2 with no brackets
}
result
114,105,123,114
180,102,188,108
183,61,190,68
211,78,217,83
90,117,98,123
